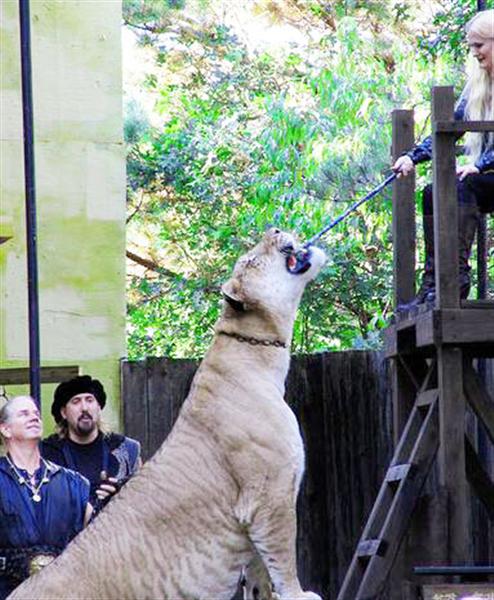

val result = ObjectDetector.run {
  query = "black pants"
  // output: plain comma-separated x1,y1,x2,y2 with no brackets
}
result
422,172,494,215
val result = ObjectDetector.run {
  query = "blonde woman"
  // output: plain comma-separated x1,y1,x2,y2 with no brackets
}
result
392,9,494,310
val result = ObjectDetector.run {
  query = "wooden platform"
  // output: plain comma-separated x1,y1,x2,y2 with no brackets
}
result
385,304,494,358
337,87,494,600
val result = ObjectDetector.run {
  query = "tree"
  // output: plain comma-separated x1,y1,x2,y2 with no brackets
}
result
123,0,481,359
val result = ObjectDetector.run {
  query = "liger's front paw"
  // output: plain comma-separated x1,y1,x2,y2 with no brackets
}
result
299,593,322,600
280,592,322,600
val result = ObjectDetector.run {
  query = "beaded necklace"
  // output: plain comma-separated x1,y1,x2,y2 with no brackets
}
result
6,454,50,502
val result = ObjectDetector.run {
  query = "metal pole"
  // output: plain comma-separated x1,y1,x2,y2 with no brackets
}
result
19,0,41,405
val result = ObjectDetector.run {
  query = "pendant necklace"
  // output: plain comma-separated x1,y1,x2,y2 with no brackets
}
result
6,454,50,502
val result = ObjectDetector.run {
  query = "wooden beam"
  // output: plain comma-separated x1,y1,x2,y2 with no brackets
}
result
391,109,417,442
389,308,494,348
440,309,494,344
461,299,494,309
384,325,398,357
437,346,468,563
434,120,494,133
415,310,438,348
0,366,80,386
465,436,494,520
463,361,494,444
432,86,460,309
392,109,416,308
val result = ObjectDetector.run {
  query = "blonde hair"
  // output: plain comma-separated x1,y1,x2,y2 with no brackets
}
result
463,10,494,162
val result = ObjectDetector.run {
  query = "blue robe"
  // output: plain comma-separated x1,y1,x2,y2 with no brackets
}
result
0,457,89,598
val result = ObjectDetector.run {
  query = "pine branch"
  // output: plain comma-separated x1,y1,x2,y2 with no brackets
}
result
126,250,180,279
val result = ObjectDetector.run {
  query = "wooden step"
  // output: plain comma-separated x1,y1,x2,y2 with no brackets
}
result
416,388,438,408
356,539,387,559
386,463,415,483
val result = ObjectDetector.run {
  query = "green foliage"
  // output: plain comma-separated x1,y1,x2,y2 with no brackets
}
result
123,0,187,27
418,0,493,61
125,2,467,359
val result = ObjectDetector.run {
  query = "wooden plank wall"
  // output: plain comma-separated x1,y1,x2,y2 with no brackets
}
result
121,351,494,600
287,352,393,598
122,357,197,460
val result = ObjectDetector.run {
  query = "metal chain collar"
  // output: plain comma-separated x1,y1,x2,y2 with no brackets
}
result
219,331,287,348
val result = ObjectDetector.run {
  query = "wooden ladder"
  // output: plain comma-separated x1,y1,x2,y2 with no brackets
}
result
337,354,494,600
336,358,439,600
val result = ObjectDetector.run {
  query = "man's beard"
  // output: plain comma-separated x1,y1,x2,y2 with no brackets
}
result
75,413,97,437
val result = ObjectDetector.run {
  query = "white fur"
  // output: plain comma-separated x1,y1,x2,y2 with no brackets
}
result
10,229,325,600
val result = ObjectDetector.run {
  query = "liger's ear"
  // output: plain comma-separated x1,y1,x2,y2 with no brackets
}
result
221,278,246,312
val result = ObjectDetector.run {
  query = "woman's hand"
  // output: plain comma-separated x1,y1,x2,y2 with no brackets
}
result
392,155,415,178
457,164,480,180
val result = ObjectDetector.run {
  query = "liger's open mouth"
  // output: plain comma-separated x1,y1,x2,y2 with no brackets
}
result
286,247,312,275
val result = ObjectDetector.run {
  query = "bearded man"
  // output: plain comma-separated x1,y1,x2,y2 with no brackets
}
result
41,375,141,510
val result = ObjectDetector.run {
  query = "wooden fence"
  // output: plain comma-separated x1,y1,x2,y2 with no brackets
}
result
121,351,494,599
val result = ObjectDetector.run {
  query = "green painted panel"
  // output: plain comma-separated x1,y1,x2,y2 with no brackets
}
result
0,1,126,433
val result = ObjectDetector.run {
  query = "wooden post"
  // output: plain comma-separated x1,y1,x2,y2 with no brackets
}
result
432,87,469,563
392,109,416,309
391,110,416,442
432,86,460,309
437,347,469,562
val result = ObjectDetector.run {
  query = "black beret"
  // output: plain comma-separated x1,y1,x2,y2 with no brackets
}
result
52,375,106,424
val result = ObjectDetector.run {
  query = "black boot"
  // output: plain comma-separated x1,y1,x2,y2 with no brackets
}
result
397,214,435,312
458,203,479,300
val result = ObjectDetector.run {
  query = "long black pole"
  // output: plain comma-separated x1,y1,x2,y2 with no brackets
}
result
19,0,41,406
